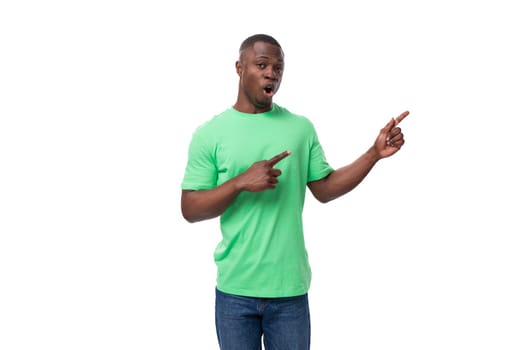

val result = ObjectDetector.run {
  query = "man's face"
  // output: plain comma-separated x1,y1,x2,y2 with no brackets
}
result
236,41,285,110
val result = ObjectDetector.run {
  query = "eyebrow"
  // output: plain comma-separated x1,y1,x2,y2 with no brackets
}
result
255,55,284,62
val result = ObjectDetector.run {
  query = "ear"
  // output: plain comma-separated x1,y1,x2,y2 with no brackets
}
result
235,61,242,76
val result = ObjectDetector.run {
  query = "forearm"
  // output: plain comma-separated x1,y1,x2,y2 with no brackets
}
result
308,146,381,203
181,178,242,223
181,150,291,222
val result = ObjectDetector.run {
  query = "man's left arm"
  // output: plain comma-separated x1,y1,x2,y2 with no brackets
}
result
307,111,409,203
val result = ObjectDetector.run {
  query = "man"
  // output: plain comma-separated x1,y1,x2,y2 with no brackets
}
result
181,33,408,350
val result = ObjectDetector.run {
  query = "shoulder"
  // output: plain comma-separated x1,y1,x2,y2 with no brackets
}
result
191,108,232,138
273,104,315,128
274,105,316,135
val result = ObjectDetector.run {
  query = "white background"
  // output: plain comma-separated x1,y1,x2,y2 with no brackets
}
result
1,1,524,349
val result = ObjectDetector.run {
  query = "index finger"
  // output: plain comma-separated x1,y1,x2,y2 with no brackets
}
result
268,150,291,166
395,110,410,125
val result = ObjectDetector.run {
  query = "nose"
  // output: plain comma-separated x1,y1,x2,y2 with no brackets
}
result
264,67,278,80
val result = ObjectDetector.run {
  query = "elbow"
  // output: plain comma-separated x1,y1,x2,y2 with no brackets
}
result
308,175,337,204
309,189,333,203
309,183,336,203
181,202,198,223
181,208,200,223
181,191,202,223
182,214,196,224
314,194,335,204
318,197,331,204
181,204,213,223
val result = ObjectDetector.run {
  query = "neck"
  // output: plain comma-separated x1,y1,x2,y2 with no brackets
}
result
233,103,272,114
233,96,273,114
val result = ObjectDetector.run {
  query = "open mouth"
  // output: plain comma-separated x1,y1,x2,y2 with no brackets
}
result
263,84,274,95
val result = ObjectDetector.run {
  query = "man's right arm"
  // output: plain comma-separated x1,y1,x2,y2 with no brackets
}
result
181,150,291,223
181,180,243,223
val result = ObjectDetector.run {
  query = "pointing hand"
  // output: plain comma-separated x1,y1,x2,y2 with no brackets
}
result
236,150,291,192
374,111,409,158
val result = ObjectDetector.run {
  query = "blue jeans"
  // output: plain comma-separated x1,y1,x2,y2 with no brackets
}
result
215,288,311,350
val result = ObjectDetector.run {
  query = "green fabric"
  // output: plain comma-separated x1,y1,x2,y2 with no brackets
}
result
182,104,333,297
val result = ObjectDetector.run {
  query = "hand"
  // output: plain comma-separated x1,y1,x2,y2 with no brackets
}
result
236,150,291,192
373,111,409,159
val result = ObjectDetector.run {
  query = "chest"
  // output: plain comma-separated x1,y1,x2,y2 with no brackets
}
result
214,118,312,181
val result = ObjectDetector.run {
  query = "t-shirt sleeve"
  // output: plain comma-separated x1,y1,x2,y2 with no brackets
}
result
181,127,218,190
307,125,333,182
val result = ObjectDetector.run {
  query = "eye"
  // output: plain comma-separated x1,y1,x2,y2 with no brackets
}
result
257,63,266,69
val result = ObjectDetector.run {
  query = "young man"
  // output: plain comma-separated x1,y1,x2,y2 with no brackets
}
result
181,34,408,350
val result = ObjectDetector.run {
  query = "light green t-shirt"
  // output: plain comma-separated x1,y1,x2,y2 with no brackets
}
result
182,103,333,297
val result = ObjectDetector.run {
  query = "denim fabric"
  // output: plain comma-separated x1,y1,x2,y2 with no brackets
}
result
215,288,310,350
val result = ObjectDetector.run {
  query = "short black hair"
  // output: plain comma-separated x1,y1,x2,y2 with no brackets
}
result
239,34,281,53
